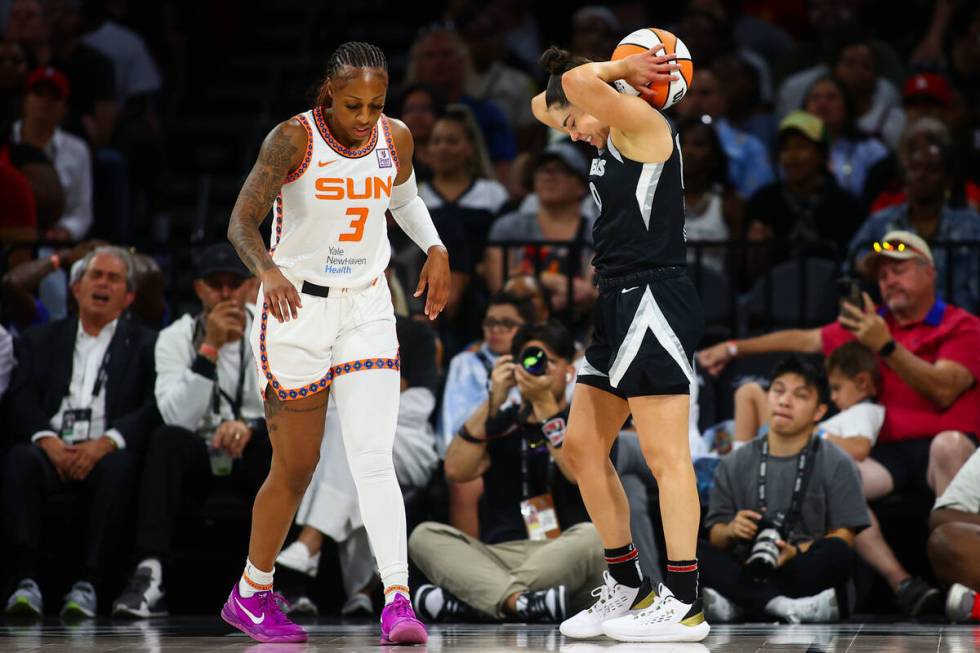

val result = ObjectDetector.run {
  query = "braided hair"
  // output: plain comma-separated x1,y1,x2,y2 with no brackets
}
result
316,41,388,107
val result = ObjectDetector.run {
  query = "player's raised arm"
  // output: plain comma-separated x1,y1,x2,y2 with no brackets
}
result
227,119,307,323
386,117,450,320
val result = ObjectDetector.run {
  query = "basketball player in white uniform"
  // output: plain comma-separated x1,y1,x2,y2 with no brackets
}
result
222,42,448,645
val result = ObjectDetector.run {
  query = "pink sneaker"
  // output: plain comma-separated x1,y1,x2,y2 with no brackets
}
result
220,584,307,643
381,594,428,645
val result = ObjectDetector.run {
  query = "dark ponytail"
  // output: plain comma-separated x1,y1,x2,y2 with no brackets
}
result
316,41,389,107
540,46,589,108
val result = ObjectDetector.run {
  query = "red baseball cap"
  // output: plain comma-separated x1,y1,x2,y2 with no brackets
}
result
902,73,952,106
26,67,70,99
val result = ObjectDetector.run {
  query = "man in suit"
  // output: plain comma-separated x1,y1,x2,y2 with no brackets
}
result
2,246,159,617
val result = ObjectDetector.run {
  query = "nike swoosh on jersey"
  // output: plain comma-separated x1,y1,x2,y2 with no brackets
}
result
317,160,336,167
235,598,266,624
622,286,640,294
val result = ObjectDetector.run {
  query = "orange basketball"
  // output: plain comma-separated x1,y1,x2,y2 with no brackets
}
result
611,28,694,110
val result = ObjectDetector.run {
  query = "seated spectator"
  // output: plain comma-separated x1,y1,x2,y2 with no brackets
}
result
699,233,980,614
928,449,980,624
744,111,863,270
678,117,742,272
2,246,159,617
503,274,550,324
847,139,980,313
80,6,161,105
485,144,596,315
11,67,92,241
674,67,774,199
709,54,778,153
1,239,101,332
732,342,941,615
410,322,603,623
439,293,535,537
404,25,516,181
701,357,869,623
569,5,620,63
274,315,440,616
459,8,536,152
0,38,29,137
0,154,37,243
109,243,268,618
44,0,118,147
3,141,64,234
803,75,889,201
420,105,508,320
391,83,446,183
777,36,906,148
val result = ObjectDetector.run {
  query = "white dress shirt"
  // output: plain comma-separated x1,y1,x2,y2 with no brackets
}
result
12,121,93,239
32,319,125,449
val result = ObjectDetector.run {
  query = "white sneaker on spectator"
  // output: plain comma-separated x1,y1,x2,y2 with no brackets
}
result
5,579,43,616
113,560,167,618
560,572,656,639
340,593,372,616
276,541,320,576
61,581,97,618
946,583,979,623
283,594,319,616
765,588,838,624
602,583,709,643
702,587,742,623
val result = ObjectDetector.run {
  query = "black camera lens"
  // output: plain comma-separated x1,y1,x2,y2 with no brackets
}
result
519,346,548,376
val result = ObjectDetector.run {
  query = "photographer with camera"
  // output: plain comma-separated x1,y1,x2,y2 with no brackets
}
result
700,357,870,624
409,322,604,624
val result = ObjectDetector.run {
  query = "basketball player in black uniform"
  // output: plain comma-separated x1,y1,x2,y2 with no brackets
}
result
530,46,708,643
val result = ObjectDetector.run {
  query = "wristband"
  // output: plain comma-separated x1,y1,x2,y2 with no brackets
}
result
50,253,61,270
726,340,738,358
542,415,567,448
199,343,219,361
878,339,897,358
457,425,486,444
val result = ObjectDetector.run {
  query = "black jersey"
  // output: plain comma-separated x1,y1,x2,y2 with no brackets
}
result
588,123,686,276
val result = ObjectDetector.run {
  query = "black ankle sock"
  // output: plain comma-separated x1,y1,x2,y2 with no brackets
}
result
666,559,699,604
604,543,642,588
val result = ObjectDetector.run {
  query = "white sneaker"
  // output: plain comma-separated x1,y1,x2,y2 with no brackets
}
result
946,583,978,623
764,588,839,624
559,572,656,639
702,587,741,623
602,583,709,643
275,541,320,577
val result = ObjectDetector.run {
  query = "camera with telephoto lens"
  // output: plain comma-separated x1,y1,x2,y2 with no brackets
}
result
520,346,549,376
745,513,785,579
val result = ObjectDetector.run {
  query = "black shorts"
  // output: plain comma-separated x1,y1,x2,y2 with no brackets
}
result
871,433,979,494
578,267,704,399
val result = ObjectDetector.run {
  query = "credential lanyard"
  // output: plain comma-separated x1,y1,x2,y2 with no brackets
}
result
212,334,247,420
757,436,821,531
90,347,112,399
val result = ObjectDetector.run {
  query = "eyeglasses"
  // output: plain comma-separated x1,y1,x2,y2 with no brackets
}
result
483,317,522,330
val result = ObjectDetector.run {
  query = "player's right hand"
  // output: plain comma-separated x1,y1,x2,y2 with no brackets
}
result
261,267,302,323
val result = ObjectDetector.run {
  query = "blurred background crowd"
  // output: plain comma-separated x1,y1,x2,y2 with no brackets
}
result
0,0,979,624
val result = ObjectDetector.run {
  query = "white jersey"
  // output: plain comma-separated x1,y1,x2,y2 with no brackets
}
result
271,108,400,287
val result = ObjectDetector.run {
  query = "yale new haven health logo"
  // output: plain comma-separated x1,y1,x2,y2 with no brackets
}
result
376,148,392,169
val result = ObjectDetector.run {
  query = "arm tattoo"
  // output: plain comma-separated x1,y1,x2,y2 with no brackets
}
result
227,124,301,276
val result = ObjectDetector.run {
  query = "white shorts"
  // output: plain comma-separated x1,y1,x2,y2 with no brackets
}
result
250,272,399,401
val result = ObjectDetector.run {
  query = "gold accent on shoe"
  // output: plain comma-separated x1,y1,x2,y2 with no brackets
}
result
681,611,706,627
633,590,658,610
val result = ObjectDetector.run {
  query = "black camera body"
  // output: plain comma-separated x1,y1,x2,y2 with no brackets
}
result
519,346,548,376
745,512,785,579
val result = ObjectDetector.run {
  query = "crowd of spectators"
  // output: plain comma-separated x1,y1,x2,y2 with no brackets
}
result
0,0,979,624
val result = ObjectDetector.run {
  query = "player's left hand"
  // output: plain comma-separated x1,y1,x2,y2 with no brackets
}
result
838,292,891,351
622,44,680,97
416,245,450,320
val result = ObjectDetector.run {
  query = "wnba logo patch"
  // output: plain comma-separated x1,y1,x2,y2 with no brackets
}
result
376,148,392,168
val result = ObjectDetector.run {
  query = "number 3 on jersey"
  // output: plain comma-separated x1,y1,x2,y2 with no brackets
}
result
339,207,368,242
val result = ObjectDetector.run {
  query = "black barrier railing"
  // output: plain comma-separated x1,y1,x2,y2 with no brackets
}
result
489,238,980,339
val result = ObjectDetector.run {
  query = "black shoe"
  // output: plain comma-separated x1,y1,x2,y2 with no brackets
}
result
515,586,566,623
112,567,167,618
414,584,483,622
896,577,942,617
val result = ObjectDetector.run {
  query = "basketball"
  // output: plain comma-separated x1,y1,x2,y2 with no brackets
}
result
611,28,694,111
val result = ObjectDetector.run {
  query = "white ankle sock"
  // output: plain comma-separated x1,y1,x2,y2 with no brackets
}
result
383,572,410,604
138,558,163,585
239,559,274,598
